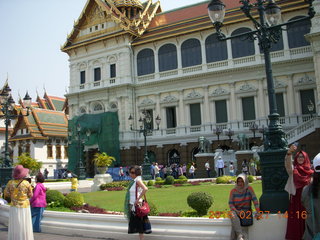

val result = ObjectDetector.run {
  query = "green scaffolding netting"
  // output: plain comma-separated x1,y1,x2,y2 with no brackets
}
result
68,112,120,172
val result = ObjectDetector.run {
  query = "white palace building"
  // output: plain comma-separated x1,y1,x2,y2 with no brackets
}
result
62,0,320,168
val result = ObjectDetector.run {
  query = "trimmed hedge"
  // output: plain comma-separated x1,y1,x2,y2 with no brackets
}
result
187,192,213,216
64,192,84,208
46,190,65,207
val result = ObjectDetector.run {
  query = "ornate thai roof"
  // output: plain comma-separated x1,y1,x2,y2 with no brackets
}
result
113,0,143,9
9,108,68,141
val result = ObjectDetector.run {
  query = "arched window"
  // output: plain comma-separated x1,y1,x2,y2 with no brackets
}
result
80,107,86,114
287,16,311,49
205,33,228,63
93,103,103,112
168,149,180,165
181,39,202,68
137,49,155,76
158,44,178,72
231,28,255,58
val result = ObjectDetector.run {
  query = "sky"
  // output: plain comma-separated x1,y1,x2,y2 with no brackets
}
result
0,0,202,102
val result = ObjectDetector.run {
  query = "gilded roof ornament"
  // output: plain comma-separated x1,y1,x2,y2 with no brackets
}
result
112,0,143,9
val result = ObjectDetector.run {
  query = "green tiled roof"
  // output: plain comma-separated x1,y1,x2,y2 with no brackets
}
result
51,99,64,111
36,111,66,125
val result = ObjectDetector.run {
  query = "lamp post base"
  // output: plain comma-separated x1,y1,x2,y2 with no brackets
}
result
0,167,13,190
258,149,289,213
142,162,152,181
77,166,86,180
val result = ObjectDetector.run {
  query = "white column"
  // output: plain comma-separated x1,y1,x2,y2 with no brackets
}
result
203,86,210,124
178,91,185,126
229,83,236,121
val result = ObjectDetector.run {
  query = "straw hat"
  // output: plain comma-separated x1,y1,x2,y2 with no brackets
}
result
12,165,29,180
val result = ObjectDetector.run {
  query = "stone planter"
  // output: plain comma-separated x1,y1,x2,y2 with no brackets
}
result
96,166,108,174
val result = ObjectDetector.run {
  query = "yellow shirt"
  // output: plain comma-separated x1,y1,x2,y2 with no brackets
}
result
4,180,33,208
71,178,78,190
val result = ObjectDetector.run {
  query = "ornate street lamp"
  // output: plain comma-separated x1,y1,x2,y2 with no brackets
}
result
249,122,259,139
307,99,315,118
225,128,234,141
259,124,268,142
208,0,315,212
128,110,161,180
68,123,90,180
0,85,31,189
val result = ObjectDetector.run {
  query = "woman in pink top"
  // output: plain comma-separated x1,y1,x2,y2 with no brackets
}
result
30,172,47,232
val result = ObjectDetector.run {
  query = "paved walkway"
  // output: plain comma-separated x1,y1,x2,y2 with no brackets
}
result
0,224,117,240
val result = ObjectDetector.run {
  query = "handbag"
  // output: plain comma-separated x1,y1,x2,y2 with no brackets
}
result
239,209,253,226
311,192,320,240
135,184,150,218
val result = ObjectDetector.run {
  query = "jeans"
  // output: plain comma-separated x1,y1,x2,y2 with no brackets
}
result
31,207,45,232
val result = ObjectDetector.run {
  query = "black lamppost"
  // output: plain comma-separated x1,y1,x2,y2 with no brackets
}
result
0,84,31,189
249,122,259,139
307,99,315,118
259,125,267,142
128,110,161,180
68,123,90,180
208,0,315,212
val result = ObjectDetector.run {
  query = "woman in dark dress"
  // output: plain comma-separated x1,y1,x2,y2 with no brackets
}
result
285,145,313,240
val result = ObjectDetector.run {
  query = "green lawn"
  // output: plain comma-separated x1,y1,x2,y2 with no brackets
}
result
83,181,262,213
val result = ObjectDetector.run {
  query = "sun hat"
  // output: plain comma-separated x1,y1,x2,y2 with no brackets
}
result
12,165,29,180
313,153,320,173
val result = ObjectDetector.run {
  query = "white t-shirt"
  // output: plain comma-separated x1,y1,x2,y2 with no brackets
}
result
205,162,210,170
189,165,195,174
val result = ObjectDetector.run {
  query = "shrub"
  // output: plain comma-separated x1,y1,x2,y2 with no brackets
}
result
64,192,84,208
100,181,130,190
155,177,162,181
148,201,158,216
164,176,175,185
154,184,162,188
174,179,187,184
216,176,236,184
104,187,124,191
147,180,155,186
247,175,254,183
155,180,164,185
15,153,42,174
178,175,188,180
46,190,65,207
187,192,213,216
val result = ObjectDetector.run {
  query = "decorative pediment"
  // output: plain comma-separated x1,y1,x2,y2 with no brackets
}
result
139,98,155,107
295,75,315,86
210,87,229,97
184,90,203,100
274,80,287,88
61,0,161,51
161,95,178,104
237,82,257,93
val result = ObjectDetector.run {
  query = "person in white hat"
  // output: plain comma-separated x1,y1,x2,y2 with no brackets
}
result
301,153,320,240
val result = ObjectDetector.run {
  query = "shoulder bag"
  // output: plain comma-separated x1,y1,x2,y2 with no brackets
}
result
311,192,320,240
135,183,150,218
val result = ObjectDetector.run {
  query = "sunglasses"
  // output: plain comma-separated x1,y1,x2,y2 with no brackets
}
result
130,171,135,174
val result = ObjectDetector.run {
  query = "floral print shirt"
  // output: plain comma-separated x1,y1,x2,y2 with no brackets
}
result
4,179,33,208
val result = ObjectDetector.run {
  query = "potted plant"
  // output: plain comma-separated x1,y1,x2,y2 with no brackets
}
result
93,152,115,174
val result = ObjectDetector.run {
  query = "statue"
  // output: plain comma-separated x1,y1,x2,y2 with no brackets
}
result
237,134,249,150
198,136,210,153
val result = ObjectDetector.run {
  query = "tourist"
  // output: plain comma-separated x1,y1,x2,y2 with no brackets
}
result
4,165,34,240
67,171,79,192
150,163,155,180
216,156,224,177
301,153,320,240
124,165,151,239
241,159,249,175
284,144,313,240
178,165,183,177
162,166,167,179
30,172,47,232
249,159,256,176
189,162,196,179
43,168,49,179
229,162,235,176
205,160,211,178
229,173,261,240
154,163,160,179
119,167,125,180
182,164,187,177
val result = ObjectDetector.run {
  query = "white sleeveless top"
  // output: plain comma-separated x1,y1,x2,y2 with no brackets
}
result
129,176,143,205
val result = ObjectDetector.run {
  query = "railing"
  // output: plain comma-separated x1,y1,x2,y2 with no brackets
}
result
68,46,313,94
190,126,201,132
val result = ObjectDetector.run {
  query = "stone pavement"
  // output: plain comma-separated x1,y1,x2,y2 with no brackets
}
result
0,224,118,240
